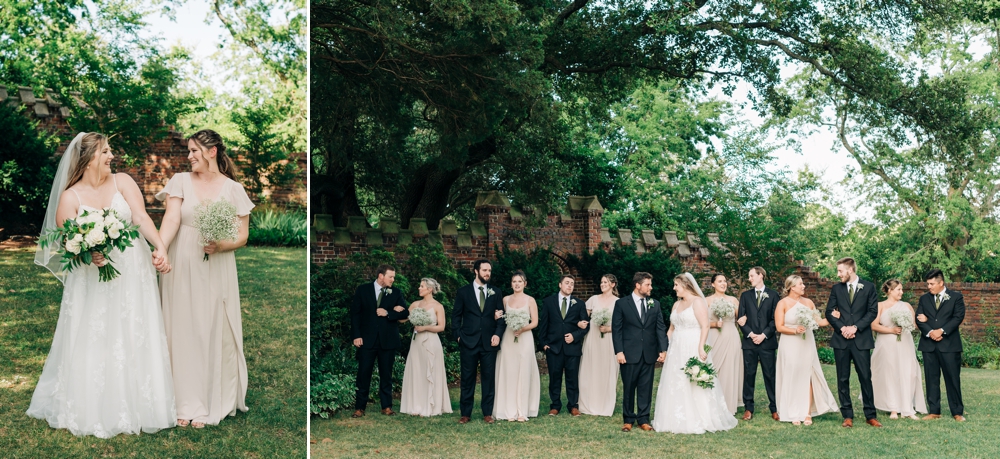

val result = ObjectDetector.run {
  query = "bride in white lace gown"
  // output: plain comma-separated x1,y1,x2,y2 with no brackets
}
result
28,133,177,438
652,273,738,434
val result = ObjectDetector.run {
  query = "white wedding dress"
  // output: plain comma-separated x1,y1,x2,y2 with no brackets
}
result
28,189,177,438
652,307,738,434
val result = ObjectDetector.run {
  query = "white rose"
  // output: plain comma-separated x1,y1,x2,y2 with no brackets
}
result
699,373,711,382
104,215,120,228
108,227,121,239
91,220,105,234
85,229,106,246
65,235,83,254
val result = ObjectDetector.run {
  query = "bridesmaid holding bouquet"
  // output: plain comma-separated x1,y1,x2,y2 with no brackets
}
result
705,273,744,415
868,279,926,419
399,278,452,417
493,270,540,421
577,274,619,416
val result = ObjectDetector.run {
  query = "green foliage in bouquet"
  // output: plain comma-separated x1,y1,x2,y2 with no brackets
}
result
39,209,140,282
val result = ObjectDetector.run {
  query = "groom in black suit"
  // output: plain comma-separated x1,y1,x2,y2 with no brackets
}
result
453,259,506,424
915,269,966,421
538,274,590,416
350,264,409,417
825,257,881,428
737,266,779,421
612,272,667,432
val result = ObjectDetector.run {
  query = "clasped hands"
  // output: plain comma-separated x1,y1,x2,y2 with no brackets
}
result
916,314,944,341
828,309,858,339
735,316,766,344
90,250,171,273
615,351,666,365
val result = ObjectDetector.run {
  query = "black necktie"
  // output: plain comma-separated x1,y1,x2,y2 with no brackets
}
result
640,298,647,321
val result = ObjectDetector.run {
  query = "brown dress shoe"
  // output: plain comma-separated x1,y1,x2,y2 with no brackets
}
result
866,419,882,428
548,409,559,416
570,408,582,417
351,409,365,418
639,423,654,431
954,415,966,422
381,408,396,416
771,412,780,421
922,414,941,421
842,418,853,428
622,423,633,432
458,416,471,424
484,415,495,424
742,411,753,421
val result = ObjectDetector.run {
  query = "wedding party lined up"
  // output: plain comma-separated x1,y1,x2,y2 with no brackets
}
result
348,257,967,433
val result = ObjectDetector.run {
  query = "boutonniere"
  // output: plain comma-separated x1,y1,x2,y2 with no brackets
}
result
760,292,770,301
571,299,578,306
856,284,864,291
940,292,951,302
487,288,496,297
386,288,393,295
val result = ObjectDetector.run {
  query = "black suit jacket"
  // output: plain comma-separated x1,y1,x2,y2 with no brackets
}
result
452,282,507,350
350,282,410,350
537,294,590,356
915,289,965,353
825,279,878,350
612,295,668,365
737,287,779,350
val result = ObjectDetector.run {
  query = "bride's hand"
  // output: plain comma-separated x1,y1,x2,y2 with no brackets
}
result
90,251,107,267
203,241,219,255
698,349,707,361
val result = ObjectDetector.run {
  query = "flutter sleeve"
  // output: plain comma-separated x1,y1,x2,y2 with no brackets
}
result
155,173,184,202
230,181,255,216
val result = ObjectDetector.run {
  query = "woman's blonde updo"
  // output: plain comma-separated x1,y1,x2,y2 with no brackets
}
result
782,275,803,296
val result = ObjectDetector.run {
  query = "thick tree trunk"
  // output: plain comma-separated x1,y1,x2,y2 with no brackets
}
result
398,137,498,229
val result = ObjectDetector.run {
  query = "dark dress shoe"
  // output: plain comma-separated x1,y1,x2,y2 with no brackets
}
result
381,408,396,416
742,411,753,421
639,424,654,431
771,412,780,421
842,418,853,428
570,408,581,417
866,419,882,427
954,415,966,422
484,416,495,424
351,410,365,418
548,409,559,416
458,416,471,424
622,423,633,432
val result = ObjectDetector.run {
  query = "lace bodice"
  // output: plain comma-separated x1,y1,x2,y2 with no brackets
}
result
79,191,132,224
670,306,699,330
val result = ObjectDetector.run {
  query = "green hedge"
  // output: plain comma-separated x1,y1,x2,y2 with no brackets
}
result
0,103,56,232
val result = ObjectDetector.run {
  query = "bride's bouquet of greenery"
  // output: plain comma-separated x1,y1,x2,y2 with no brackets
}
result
795,307,820,340
192,200,241,261
503,308,530,342
408,307,434,339
889,309,915,341
39,208,140,282
683,345,716,389
709,298,735,320
591,307,613,338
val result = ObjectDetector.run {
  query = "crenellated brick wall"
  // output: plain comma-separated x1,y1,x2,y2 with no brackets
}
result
314,191,1000,342
5,85,306,225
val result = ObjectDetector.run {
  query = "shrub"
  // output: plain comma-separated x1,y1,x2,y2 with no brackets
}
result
816,346,835,365
569,244,682,319
962,338,1000,369
248,208,306,246
0,104,56,233
491,244,564,300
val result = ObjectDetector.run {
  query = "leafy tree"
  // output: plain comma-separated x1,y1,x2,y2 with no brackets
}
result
0,104,57,231
231,97,300,199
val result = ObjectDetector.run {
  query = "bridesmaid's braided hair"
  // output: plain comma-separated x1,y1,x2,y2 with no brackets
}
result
188,129,237,181
421,277,442,295
782,275,803,297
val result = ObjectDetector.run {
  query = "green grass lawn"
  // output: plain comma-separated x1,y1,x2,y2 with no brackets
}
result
313,359,1000,458
0,247,307,458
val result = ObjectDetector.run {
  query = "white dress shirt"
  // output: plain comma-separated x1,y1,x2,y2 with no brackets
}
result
631,292,647,318
373,280,383,303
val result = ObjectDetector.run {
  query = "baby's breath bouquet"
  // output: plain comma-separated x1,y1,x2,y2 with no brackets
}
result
504,308,531,342
709,298,735,320
795,307,820,340
39,208,140,282
889,309,915,342
408,307,434,339
193,200,241,261
591,307,613,338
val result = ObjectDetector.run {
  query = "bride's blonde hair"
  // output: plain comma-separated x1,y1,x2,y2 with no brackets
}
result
673,273,699,296
782,275,803,297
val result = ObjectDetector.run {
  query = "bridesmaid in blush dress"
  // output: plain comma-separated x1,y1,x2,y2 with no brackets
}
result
157,130,254,428
577,274,619,416
705,273,744,415
399,278,452,417
774,275,838,426
493,270,540,422
868,279,926,419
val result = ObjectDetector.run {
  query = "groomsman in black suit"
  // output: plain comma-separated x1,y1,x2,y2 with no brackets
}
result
453,259,506,424
825,257,881,428
736,266,780,421
612,272,667,432
538,274,590,416
350,264,410,417
915,269,966,421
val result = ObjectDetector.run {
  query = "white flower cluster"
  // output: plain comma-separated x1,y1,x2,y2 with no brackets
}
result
590,307,613,337
685,365,713,382
193,200,241,247
889,309,915,342
795,306,819,340
504,308,531,342
65,210,125,255
408,307,434,327
709,298,735,319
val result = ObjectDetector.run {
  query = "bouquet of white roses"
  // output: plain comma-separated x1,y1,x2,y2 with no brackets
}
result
192,200,241,261
408,307,434,339
591,307,613,338
683,345,716,389
709,298,735,320
795,307,819,340
39,208,140,282
504,308,531,342
889,309,915,342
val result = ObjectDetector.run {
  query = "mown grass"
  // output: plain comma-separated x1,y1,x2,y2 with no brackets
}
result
0,247,307,458
313,357,1000,458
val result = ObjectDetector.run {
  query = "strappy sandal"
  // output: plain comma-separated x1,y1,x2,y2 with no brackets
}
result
804,417,813,426
191,421,206,429
177,419,191,427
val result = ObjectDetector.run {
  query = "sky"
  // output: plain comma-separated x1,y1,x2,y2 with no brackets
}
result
141,1,233,91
